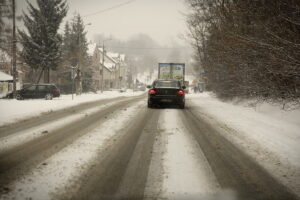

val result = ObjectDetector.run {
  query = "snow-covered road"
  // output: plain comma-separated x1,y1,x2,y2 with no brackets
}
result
0,92,299,200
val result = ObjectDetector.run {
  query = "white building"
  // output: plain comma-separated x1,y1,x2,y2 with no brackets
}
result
87,43,128,90
0,71,13,97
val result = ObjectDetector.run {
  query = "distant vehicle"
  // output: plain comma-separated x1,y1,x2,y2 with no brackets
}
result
137,85,146,91
147,79,186,109
134,84,146,91
119,87,127,93
184,80,189,94
5,84,60,100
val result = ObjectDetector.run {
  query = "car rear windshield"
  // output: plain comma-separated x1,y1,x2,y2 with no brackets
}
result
37,85,47,91
154,81,180,88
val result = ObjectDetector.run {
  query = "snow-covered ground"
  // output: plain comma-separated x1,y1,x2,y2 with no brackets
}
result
188,92,300,195
1,101,146,200
1,91,299,198
0,90,144,126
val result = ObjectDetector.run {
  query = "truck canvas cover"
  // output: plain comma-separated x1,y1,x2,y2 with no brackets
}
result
158,63,185,84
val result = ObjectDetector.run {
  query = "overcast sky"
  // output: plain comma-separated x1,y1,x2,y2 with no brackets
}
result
17,0,189,46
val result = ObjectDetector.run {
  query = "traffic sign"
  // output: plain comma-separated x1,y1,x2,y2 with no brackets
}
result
70,58,78,67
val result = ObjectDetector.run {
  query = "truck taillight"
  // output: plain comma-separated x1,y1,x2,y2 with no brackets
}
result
177,90,184,95
149,90,156,95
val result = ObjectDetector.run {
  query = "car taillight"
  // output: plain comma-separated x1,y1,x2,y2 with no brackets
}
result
149,90,156,95
177,90,184,95
52,89,60,93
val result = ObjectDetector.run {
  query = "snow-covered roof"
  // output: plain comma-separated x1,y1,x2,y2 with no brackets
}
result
0,71,13,81
107,52,118,58
120,54,125,61
98,48,118,63
87,43,97,56
103,62,115,70
107,52,126,62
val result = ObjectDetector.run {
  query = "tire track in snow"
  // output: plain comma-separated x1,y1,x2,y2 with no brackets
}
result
144,109,220,200
0,101,116,153
0,96,144,195
71,105,159,200
0,96,129,138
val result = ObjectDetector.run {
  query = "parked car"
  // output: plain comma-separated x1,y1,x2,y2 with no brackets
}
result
147,79,186,109
5,84,60,100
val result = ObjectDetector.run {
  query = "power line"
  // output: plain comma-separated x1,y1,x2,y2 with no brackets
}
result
82,0,138,18
109,46,189,50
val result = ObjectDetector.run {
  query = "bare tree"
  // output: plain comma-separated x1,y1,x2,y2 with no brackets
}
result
185,0,300,106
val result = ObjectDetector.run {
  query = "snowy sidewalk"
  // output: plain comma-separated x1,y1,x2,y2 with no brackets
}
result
0,90,144,126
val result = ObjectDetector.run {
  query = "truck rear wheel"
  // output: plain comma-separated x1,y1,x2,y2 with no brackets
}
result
179,103,185,109
148,101,153,108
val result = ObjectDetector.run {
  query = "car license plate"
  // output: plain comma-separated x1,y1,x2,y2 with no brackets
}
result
160,99,172,102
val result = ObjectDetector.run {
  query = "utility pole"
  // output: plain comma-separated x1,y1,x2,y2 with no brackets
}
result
101,43,104,93
12,0,17,98
76,24,81,96
70,58,78,100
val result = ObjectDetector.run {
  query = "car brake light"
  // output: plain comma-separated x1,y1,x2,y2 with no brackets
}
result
177,90,184,95
149,90,156,95
52,89,59,93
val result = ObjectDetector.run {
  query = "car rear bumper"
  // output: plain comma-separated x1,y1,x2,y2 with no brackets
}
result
148,95,184,104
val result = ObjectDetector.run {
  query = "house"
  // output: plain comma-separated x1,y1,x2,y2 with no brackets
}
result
0,71,13,97
0,50,11,75
88,43,114,91
87,43,128,91
107,52,128,89
0,50,23,96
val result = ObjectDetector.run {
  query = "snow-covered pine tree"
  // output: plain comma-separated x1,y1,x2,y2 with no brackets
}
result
69,14,88,67
69,14,90,94
54,22,72,93
62,22,72,59
19,0,68,83
58,14,91,93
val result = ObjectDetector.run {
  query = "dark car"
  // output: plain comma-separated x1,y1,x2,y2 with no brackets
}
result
147,79,186,109
6,84,60,100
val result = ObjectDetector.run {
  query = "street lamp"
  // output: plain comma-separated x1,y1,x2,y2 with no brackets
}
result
12,0,17,98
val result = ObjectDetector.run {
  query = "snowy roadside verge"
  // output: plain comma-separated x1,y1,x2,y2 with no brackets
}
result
0,90,144,126
187,93,300,196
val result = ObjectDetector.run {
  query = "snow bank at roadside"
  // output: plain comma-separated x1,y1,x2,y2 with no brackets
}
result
187,92,300,195
0,90,144,126
188,92,300,163
189,92,300,126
